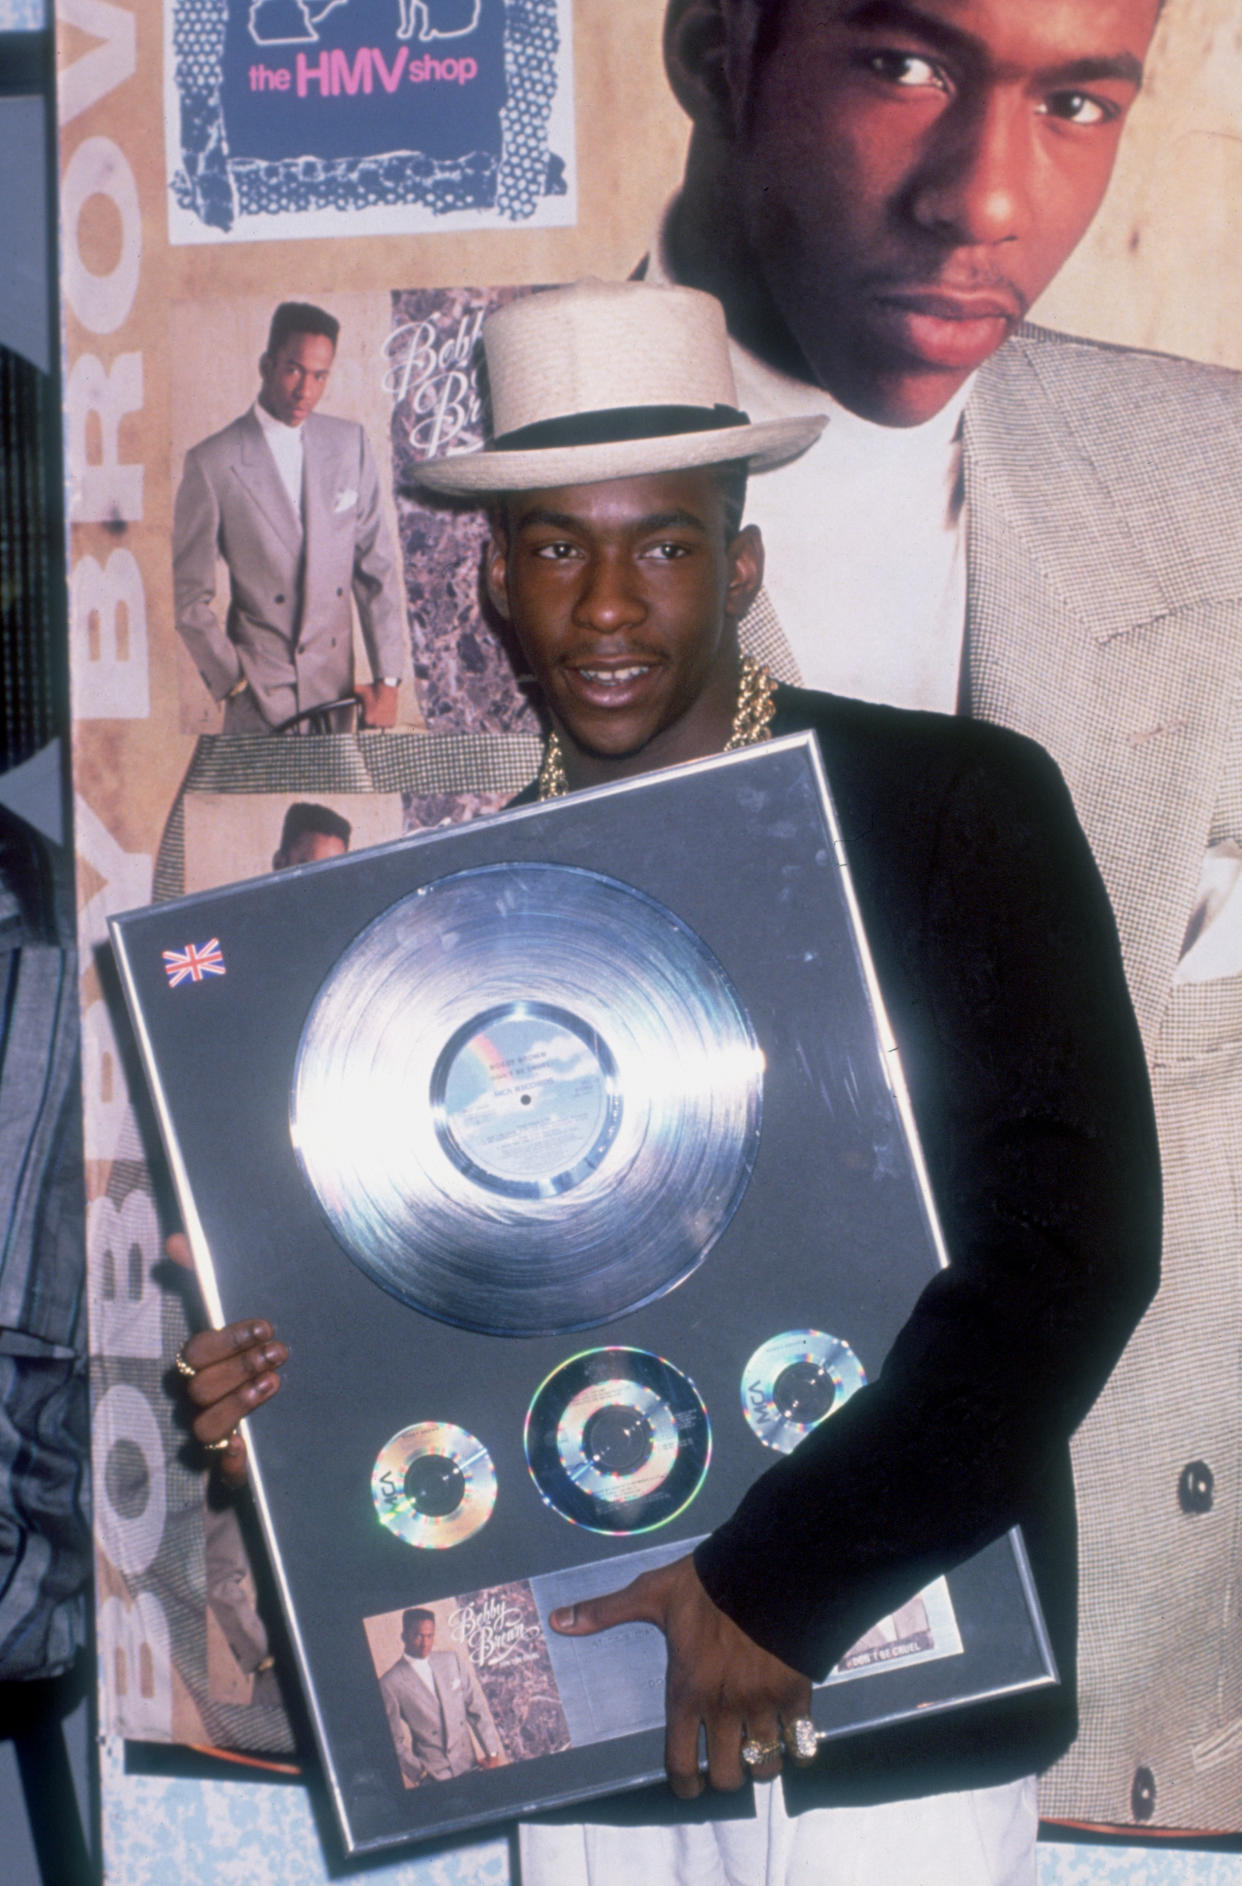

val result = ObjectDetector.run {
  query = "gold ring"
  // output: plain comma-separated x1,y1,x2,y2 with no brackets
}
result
741,1737,783,1768
174,1345,198,1379
202,1432,236,1454
787,1718,821,1764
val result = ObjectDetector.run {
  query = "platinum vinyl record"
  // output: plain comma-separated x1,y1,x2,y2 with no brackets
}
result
525,1348,711,1533
371,1421,497,1548
290,864,763,1336
740,1330,867,1454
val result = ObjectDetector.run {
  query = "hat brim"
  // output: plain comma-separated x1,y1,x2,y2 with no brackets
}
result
411,415,827,495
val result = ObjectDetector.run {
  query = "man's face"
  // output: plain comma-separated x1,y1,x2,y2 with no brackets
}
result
486,469,762,780
720,0,1158,424
258,331,336,427
404,1618,436,1658
274,829,347,871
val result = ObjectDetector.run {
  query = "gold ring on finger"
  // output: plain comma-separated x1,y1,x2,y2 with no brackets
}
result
741,1737,783,1768
787,1718,822,1764
174,1345,198,1379
202,1431,237,1454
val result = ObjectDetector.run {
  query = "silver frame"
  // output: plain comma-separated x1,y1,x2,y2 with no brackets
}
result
109,732,1056,1853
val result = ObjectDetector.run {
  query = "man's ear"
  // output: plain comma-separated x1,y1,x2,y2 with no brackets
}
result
725,522,764,621
484,523,512,623
664,0,762,137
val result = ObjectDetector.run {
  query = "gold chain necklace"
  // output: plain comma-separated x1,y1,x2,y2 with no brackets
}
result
536,654,777,801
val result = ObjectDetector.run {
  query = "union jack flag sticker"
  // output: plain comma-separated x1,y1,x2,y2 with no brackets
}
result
163,938,226,988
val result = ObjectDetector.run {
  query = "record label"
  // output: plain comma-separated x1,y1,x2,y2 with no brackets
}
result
291,864,763,1336
557,1380,679,1506
741,1331,867,1454
371,1422,497,1549
525,1348,710,1534
432,1002,621,1196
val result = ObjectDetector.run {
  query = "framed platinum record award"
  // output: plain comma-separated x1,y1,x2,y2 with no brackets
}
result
110,735,1056,1857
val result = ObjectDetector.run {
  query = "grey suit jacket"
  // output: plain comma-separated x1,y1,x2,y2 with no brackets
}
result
172,408,404,731
959,328,1242,1832
379,1648,501,1786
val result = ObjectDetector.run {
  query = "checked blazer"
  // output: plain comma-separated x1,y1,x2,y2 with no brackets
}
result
691,321,1242,1830
960,327,1242,1832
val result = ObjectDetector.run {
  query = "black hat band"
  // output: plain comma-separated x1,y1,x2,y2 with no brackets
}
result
489,403,750,453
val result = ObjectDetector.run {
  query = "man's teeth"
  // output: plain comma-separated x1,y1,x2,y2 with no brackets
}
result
577,665,649,684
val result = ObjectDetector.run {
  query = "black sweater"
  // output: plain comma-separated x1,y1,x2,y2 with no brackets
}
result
522,685,1160,1812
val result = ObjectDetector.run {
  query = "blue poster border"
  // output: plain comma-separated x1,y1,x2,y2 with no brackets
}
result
169,0,566,235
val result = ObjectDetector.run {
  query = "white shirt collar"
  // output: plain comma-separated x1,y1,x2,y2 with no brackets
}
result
252,398,305,445
252,398,306,519
405,1653,439,1687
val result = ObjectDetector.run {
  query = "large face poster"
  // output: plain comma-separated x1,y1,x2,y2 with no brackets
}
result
55,0,1242,1870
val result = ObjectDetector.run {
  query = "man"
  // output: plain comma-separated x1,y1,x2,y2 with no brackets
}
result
379,1608,503,1787
180,281,1159,1882
271,801,352,871
644,0,1242,1833
173,301,406,735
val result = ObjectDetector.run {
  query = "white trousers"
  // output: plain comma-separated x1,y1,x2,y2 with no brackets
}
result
519,1775,1037,1886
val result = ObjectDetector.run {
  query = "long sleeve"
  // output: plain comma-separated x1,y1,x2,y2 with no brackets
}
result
350,430,405,683
381,1674,426,1786
461,1655,502,1759
172,448,243,700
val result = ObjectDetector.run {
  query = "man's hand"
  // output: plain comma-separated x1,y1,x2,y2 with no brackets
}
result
356,680,399,728
549,1555,811,1796
166,1234,285,1490
478,1753,504,1770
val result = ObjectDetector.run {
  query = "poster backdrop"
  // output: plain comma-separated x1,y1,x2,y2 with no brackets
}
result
55,0,1242,1872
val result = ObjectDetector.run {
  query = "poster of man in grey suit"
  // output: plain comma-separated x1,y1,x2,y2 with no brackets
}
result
379,1609,504,1787
172,301,406,735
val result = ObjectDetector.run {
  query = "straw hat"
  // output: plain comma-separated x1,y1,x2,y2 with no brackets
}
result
414,279,827,494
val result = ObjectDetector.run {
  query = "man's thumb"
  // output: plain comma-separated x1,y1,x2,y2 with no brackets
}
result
549,1577,651,1636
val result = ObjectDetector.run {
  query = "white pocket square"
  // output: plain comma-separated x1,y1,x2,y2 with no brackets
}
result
333,487,358,513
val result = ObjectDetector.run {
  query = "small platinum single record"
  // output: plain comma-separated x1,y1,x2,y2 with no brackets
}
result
525,1348,710,1534
291,863,763,1336
740,1331,867,1454
371,1421,496,1549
